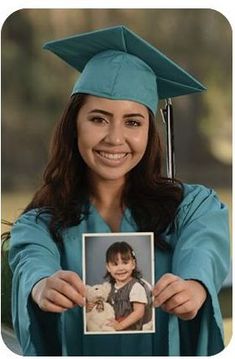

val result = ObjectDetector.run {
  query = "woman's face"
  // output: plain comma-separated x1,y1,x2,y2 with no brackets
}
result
76,95,149,184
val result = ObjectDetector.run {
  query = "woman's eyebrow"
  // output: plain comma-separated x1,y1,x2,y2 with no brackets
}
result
124,113,145,119
88,109,112,116
88,109,146,118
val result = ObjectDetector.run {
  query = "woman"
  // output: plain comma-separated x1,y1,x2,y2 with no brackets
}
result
9,25,230,356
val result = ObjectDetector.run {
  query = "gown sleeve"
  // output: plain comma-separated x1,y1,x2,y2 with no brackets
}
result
9,210,62,356
170,184,230,356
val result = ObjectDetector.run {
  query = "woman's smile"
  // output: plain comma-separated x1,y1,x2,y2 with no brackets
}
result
94,150,130,166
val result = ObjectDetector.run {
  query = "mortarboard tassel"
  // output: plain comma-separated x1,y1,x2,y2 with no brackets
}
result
160,98,175,182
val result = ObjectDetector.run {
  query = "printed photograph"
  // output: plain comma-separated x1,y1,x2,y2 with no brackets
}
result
83,232,155,334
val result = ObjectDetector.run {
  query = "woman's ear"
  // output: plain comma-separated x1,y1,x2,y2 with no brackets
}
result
106,263,111,273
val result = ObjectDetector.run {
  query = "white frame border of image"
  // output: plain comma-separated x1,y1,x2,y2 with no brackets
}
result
82,232,155,335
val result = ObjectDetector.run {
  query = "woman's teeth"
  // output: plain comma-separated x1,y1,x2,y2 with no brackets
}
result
98,151,127,160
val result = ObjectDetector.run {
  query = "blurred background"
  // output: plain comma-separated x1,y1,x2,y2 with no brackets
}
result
1,8,232,350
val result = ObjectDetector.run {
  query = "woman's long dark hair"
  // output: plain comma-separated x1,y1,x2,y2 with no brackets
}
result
23,93,183,248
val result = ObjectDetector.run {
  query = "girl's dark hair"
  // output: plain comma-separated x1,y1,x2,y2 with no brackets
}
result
104,241,142,283
23,93,183,248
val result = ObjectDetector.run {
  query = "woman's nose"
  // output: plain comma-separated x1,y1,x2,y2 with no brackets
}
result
104,122,125,145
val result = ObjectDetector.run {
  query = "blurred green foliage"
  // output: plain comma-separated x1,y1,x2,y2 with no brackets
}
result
2,9,232,191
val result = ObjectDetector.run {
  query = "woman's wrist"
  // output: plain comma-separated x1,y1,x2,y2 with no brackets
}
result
31,277,48,304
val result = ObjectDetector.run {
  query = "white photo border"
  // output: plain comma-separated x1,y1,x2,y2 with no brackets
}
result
82,232,155,335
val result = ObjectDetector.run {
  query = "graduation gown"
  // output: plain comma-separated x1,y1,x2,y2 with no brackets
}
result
9,184,230,356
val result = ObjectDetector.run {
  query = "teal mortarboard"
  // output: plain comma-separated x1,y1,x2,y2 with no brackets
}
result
43,25,206,180
43,25,205,115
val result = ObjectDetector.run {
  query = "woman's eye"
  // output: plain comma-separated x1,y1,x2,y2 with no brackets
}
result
126,119,142,127
89,116,107,124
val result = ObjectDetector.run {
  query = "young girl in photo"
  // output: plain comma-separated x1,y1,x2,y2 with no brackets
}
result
105,241,152,331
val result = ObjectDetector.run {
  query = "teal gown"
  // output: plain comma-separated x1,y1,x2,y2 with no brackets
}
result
9,184,230,356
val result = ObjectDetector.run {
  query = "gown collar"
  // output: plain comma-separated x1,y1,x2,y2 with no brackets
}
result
89,204,137,232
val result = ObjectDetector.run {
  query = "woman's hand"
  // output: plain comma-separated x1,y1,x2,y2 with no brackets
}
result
153,273,207,320
31,270,86,313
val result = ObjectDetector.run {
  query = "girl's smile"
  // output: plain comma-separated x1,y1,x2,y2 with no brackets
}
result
76,95,149,183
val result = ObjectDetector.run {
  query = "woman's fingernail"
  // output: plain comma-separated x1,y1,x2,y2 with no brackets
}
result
154,300,159,308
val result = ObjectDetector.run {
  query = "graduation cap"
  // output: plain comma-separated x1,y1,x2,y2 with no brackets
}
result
43,25,206,180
